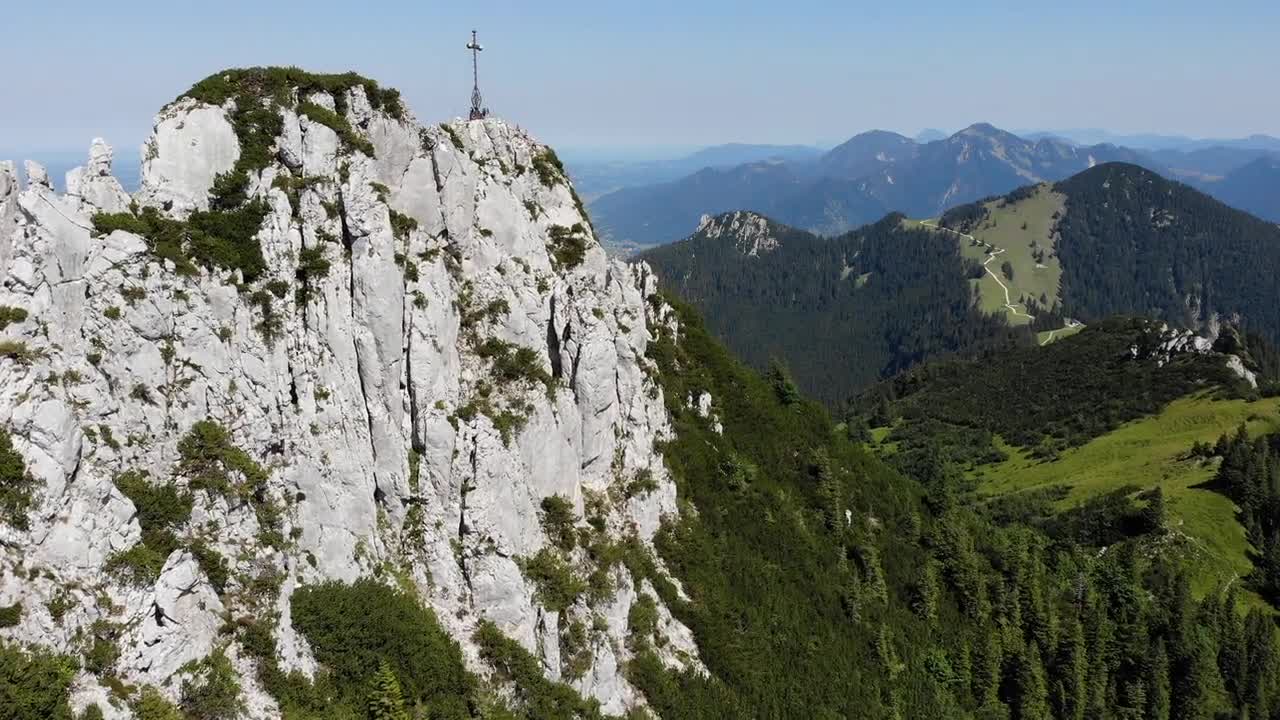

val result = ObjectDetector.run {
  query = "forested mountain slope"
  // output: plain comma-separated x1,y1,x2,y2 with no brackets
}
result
631,298,1280,719
640,211,1025,407
643,163,1280,413
943,163,1280,344
855,318,1266,462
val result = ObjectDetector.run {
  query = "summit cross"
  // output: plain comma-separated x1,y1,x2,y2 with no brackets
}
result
467,30,488,120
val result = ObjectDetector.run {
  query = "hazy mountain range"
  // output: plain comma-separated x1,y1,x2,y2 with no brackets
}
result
584,126,1280,248
1020,128,1280,151
563,142,824,202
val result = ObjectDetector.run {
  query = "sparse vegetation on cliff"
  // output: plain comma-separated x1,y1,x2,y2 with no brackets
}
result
0,429,36,531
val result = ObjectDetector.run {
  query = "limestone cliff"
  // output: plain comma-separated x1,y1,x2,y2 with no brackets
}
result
0,69,698,717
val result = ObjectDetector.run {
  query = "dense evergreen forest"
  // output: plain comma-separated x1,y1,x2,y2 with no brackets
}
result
853,318,1260,463
626,297,1280,719
1052,164,1280,344
640,213,1026,408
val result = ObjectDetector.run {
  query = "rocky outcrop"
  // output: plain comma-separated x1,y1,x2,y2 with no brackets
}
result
0,71,698,717
1128,322,1258,387
136,98,241,216
696,210,781,256
66,139,131,215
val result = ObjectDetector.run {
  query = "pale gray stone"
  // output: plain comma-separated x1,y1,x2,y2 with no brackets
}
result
0,81,702,715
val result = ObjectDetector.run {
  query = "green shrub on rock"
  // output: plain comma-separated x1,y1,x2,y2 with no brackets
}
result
290,578,475,718
179,649,244,720
0,429,36,530
177,421,267,497
539,495,578,552
0,603,20,628
474,620,607,720
0,306,28,331
518,549,586,613
0,641,76,720
131,687,183,720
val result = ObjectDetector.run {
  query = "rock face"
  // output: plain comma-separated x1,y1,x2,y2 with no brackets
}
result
0,72,699,717
1128,322,1258,387
695,210,780,257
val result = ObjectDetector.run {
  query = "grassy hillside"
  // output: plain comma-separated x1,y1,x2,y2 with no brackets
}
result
949,185,1066,324
973,394,1280,602
859,316,1279,613
1036,323,1082,345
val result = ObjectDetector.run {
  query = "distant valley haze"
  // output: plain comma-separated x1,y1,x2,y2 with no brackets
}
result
4,2,1278,157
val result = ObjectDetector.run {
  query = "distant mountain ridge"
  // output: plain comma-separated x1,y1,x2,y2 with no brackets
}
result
639,162,1280,408
1023,129,1280,151
1192,155,1280,222
564,142,824,203
593,123,1171,247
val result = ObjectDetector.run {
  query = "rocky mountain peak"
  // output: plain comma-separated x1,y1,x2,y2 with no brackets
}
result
695,210,782,256
0,67,699,717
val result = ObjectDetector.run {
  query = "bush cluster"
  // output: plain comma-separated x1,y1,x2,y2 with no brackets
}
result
0,428,35,530
0,641,76,720
289,579,475,719
0,306,28,331
546,223,589,270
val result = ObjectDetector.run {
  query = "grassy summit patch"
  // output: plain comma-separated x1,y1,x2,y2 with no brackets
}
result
182,67,404,121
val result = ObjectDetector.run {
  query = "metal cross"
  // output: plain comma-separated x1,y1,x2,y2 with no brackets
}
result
467,30,488,120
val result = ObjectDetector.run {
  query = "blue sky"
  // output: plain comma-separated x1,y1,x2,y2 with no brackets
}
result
3,0,1278,157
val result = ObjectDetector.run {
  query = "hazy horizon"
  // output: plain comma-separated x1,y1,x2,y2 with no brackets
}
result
4,1,1279,158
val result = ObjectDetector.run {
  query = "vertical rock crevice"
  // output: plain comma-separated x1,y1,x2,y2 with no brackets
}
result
547,294,563,380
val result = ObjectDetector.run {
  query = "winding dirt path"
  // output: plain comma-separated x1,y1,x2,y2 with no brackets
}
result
920,220,1034,321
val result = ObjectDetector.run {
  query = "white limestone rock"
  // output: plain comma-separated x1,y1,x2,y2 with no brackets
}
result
25,160,51,190
696,210,780,256
66,138,131,214
0,161,19,279
118,551,226,685
0,75,700,716
137,98,240,216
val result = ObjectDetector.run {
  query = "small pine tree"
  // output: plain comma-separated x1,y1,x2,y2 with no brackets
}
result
1054,618,1087,720
766,360,801,406
1016,644,1052,720
366,659,410,720
1141,486,1167,532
